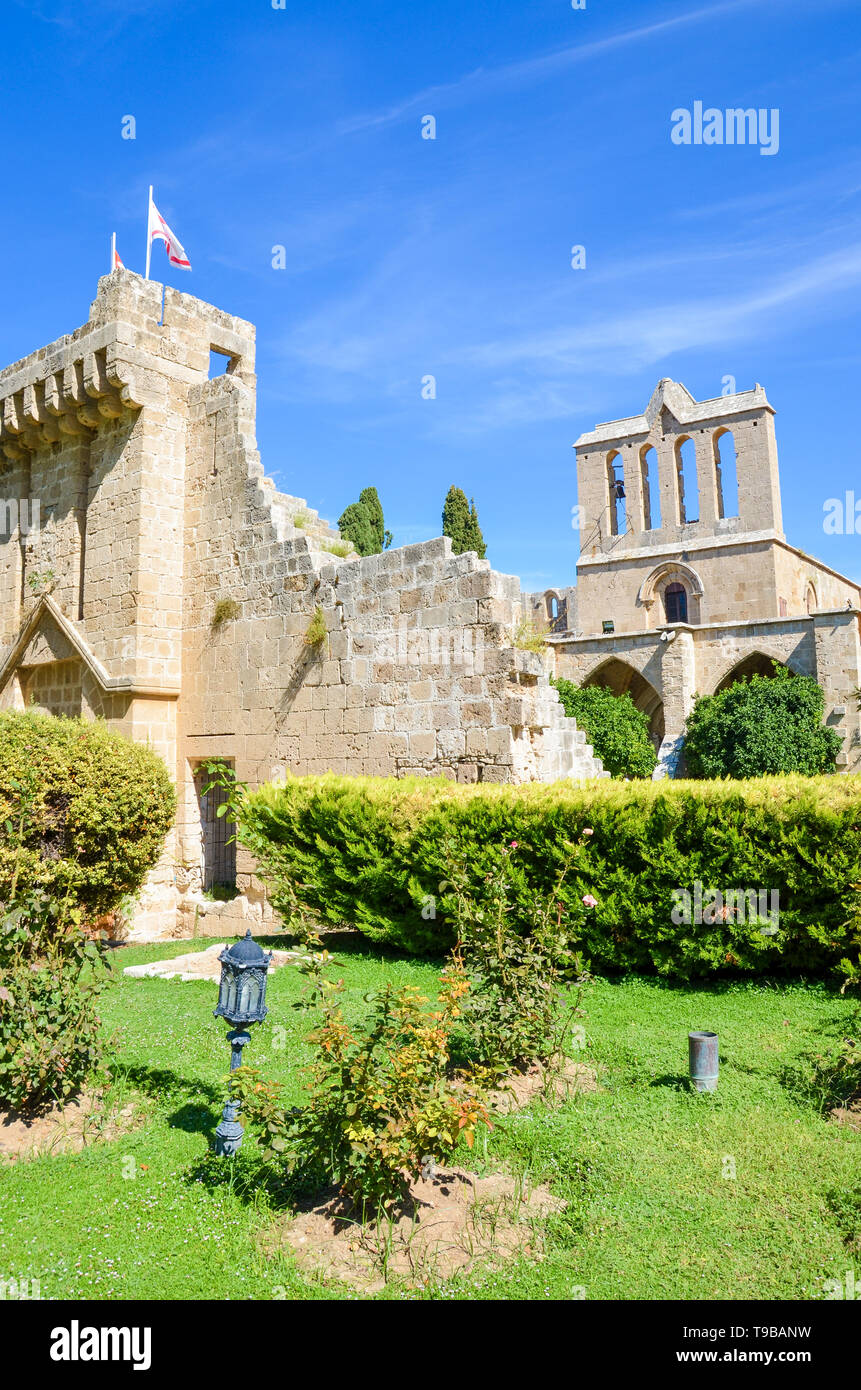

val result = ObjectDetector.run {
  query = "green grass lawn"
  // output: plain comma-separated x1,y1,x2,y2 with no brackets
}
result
1,934,859,1301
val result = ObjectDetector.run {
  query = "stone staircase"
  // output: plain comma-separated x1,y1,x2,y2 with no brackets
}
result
503,648,609,782
257,477,356,558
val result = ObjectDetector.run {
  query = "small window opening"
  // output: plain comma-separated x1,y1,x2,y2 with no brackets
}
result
195,762,237,893
664,582,688,623
607,453,626,536
640,446,660,530
676,439,699,525
208,349,238,379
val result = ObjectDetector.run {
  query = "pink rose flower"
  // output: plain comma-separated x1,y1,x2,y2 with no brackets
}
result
582,894,598,908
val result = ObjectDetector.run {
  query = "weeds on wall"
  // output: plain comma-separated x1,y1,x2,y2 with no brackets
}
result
303,606,328,648
212,596,241,628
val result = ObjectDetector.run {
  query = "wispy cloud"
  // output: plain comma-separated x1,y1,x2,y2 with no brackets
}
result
337,0,787,135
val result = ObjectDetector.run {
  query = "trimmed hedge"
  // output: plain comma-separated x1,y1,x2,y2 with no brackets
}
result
240,774,861,977
0,710,176,919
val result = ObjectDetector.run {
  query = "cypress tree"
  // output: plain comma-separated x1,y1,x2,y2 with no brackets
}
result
338,488,392,556
442,485,471,553
358,487,392,551
338,501,376,556
464,497,487,559
443,486,486,557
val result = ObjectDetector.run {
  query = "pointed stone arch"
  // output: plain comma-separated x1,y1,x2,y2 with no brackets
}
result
581,656,665,746
712,650,793,695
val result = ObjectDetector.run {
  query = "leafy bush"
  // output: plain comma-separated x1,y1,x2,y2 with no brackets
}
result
229,950,489,1211
443,837,592,1073
0,889,111,1110
238,773,861,977
552,679,657,779
212,596,241,628
0,710,175,921
684,667,842,778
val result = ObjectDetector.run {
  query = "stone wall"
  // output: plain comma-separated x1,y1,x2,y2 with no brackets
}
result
0,271,606,940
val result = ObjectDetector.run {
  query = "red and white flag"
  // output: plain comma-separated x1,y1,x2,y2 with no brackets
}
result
111,233,123,270
146,188,191,273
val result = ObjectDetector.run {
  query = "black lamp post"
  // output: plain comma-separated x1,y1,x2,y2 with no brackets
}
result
213,929,272,1156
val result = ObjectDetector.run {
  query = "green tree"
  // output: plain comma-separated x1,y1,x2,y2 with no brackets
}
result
683,666,842,779
358,487,392,551
463,497,487,559
443,486,486,557
551,679,657,779
338,488,392,556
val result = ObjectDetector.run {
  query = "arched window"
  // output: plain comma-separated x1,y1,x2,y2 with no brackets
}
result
675,438,699,525
713,430,738,519
664,582,688,623
607,452,626,536
805,583,817,615
546,594,559,621
640,445,660,530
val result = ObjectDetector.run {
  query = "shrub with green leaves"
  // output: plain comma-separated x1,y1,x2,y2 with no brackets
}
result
0,888,112,1110
684,667,842,778
443,836,592,1073
0,710,176,921
552,679,658,779
229,949,489,1212
238,773,861,977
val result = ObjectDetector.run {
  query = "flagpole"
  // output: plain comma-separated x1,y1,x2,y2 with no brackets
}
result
111,232,116,273
145,185,153,280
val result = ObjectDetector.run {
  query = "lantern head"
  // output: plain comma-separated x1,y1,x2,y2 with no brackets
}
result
213,929,272,1027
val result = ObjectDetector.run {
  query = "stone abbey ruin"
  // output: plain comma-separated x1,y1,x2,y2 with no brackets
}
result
1,273,859,937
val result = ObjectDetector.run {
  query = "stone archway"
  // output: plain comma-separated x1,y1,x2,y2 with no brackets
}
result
713,652,789,694
582,657,665,747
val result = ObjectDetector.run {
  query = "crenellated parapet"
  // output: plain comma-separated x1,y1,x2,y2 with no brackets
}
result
0,277,175,464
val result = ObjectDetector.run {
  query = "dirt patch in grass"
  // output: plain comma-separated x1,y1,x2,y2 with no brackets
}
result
486,1056,598,1114
0,1091,139,1163
260,1166,564,1291
831,1096,861,1131
259,1061,592,1291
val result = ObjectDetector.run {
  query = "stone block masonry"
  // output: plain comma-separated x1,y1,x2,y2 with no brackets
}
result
0,272,606,940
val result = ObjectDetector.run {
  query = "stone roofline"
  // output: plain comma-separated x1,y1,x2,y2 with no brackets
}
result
0,271,255,391
575,528,861,599
574,378,774,449
546,607,861,645
0,272,257,464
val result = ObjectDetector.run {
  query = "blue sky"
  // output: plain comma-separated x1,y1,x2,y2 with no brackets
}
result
2,0,861,590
